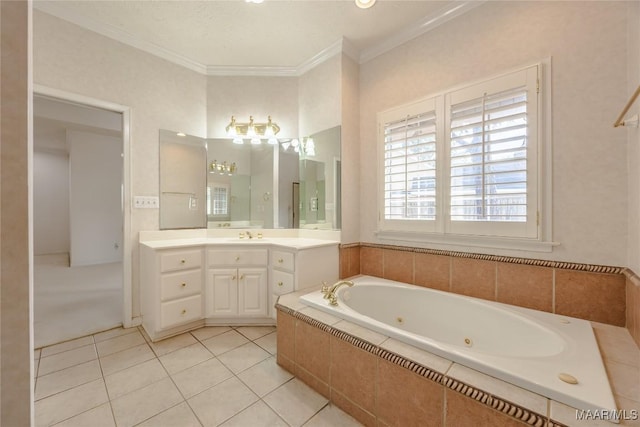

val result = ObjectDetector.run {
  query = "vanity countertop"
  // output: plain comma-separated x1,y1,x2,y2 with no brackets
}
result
140,237,340,250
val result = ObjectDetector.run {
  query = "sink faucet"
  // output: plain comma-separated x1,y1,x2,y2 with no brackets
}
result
246,231,253,239
321,280,354,306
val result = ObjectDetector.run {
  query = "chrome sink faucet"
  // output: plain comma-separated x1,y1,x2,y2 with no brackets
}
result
321,280,354,306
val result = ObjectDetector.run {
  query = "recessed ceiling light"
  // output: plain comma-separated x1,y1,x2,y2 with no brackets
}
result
355,0,376,9
246,0,264,3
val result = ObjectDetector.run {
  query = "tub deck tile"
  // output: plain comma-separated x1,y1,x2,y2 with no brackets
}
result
446,364,548,417
332,320,387,346
379,338,452,376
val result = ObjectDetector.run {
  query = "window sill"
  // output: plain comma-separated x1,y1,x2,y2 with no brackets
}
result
375,230,559,253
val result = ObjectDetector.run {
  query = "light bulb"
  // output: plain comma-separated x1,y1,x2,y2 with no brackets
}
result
233,137,244,145
355,0,375,8
291,138,299,147
306,138,316,156
281,142,290,151
268,137,278,145
251,137,261,145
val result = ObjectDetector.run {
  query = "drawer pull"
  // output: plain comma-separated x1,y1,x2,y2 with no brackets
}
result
277,281,283,287
181,309,187,315
181,282,186,288
180,259,186,264
278,258,284,263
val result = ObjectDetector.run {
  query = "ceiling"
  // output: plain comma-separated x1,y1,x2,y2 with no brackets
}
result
33,0,482,76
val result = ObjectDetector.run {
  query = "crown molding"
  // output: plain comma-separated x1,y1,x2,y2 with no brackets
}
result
33,1,208,75
34,1,484,77
359,1,486,64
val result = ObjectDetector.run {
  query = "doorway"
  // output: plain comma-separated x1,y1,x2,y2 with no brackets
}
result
33,93,128,348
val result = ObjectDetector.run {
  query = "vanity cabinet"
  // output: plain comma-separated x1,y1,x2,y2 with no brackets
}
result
206,248,269,320
140,245,205,341
140,238,339,341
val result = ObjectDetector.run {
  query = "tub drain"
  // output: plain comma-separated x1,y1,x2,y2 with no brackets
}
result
464,337,473,347
396,317,404,325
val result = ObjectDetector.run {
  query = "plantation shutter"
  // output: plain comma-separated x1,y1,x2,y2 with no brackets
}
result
383,109,437,221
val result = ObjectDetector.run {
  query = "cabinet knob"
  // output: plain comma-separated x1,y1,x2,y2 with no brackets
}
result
181,309,187,315
232,275,236,280
181,282,186,288
278,258,284,263
235,256,240,261
180,259,186,264
277,281,283,287
239,274,245,280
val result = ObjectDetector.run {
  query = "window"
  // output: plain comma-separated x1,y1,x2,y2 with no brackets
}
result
378,64,544,243
207,184,229,217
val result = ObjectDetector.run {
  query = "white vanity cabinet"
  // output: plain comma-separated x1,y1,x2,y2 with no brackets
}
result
140,245,205,341
140,237,339,340
206,248,269,320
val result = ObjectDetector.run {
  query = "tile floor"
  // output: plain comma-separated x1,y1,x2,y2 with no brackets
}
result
34,325,362,427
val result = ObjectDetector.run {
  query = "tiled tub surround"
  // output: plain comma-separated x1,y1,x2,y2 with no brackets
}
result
300,276,616,414
339,244,627,328
276,290,640,427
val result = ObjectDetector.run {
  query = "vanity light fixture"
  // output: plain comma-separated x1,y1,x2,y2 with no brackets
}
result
281,137,315,156
355,0,376,9
209,160,236,176
225,115,280,145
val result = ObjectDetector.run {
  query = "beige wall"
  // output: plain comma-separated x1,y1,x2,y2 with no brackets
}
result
298,54,341,136
1,0,32,424
340,54,360,243
359,1,629,266
33,10,208,317
206,75,298,139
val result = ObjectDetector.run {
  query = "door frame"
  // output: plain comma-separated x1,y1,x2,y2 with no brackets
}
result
33,84,134,327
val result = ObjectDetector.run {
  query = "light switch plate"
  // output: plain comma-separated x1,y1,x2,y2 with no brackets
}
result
134,196,159,209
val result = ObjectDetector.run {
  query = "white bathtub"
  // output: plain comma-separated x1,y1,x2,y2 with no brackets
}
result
299,275,618,418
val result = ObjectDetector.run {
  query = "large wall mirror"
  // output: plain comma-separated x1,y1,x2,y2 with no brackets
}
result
159,126,341,230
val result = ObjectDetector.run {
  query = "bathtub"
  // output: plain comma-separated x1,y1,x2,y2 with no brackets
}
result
299,275,618,418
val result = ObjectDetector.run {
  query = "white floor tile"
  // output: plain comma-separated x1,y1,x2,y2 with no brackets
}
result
110,377,183,427
93,327,139,343
35,360,102,401
98,343,155,377
220,400,288,427
264,379,329,427
254,331,277,355
35,379,108,427
235,326,277,341
149,332,198,357
38,344,97,377
52,402,115,427
303,404,362,427
218,342,271,374
190,326,232,341
237,357,293,397
159,342,213,375
171,357,234,399
136,402,202,427
201,330,249,356
96,331,146,358
41,336,94,358
188,377,259,427
104,358,168,400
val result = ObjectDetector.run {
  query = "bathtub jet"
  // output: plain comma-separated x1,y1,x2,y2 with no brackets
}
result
300,275,618,421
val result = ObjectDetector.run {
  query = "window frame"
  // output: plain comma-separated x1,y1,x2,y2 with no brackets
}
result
376,61,555,252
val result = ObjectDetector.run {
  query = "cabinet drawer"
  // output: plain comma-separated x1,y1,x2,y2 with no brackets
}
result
271,250,294,272
160,249,202,273
272,269,294,295
160,269,202,301
160,295,202,329
208,249,268,267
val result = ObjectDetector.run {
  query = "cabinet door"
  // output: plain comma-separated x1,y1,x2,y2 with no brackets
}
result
238,268,268,317
207,268,238,317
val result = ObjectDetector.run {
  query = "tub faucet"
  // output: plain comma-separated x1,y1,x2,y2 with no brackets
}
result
321,280,354,306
